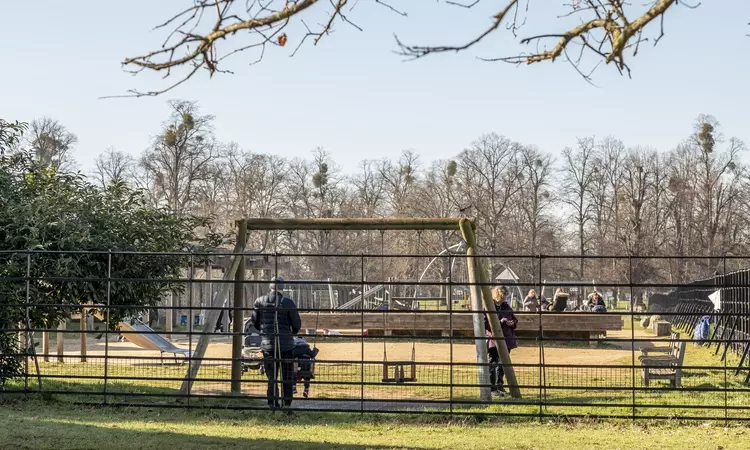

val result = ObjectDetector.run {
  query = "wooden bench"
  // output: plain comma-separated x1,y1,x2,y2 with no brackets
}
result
638,334,686,387
299,312,623,336
640,331,680,354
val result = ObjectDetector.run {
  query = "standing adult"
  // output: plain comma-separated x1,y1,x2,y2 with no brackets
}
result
251,275,301,409
485,286,518,397
523,289,546,312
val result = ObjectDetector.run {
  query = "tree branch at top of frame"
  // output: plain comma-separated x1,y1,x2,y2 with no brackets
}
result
114,0,701,97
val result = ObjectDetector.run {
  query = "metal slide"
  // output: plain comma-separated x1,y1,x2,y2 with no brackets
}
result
338,284,386,310
119,319,192,359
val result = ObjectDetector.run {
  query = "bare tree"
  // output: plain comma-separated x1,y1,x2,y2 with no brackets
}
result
561,137,598,280
194,158,227,221
26,117,78,171
379,150,420,217
118,0,691,96
352,160,386,218
223,143,288,220
139,100,217,215
690,115,746,262
93,147,134,187
518,146,553,256
284,148,349,278
456,132,522,277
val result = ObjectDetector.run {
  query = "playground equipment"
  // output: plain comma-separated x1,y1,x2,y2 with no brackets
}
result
118,319,191,362
338,284,387,310
222,217,522,401
381,311,418,383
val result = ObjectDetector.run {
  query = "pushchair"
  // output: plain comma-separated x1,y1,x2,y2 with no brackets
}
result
241,318,264,374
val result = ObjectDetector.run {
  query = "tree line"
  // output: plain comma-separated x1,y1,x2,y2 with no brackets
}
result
4,102,748,287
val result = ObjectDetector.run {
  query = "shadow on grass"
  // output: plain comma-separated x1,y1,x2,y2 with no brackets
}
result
3,410,420,449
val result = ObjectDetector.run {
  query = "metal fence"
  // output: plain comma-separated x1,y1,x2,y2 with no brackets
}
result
2,250,750,422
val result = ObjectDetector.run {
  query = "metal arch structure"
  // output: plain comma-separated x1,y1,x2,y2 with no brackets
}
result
416,240,524,304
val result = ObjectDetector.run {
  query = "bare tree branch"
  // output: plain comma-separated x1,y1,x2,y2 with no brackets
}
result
394,1,520,59
374,0,407,16
115,0,694,97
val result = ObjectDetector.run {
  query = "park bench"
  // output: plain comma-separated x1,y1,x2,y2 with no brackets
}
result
638,333,686,387
640,331,680,354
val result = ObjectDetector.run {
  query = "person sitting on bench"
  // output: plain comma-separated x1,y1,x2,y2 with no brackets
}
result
551,288,569,312
589,291,607,312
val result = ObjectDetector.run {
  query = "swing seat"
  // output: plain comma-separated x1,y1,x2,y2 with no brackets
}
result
382,361,417,383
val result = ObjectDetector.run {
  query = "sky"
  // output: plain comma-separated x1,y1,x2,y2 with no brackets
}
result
1,1,749,175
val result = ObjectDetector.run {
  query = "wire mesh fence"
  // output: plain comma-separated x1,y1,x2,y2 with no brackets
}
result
2,250,750,421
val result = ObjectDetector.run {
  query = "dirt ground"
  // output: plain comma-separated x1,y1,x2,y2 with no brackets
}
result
42,326,660,365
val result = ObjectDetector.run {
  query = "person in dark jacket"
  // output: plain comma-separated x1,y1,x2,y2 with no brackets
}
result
589,291,607,312
551,288,569,312
484,286,518,397
251,276,302,409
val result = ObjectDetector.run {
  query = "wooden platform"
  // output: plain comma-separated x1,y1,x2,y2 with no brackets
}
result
299,313,624,339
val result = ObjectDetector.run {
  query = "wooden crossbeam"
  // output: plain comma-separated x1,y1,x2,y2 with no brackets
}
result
239,217,470,231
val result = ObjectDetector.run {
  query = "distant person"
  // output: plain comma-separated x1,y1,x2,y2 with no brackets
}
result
251,276,302,409
589,291,607,312
523,289,546,312
484,286,518,397
551,288,568,312
214,309,233,333
694,315,711,346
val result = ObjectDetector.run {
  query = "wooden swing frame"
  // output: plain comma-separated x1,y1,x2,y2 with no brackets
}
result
230,217,521,399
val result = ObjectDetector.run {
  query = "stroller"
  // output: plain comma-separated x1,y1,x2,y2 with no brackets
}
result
241,318,264,374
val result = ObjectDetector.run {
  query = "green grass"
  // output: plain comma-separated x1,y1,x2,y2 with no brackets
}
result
0,400,749,449
8,325,748,421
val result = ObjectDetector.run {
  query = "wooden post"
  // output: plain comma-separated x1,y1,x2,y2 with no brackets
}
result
465,248,492,402
231,220,247,393
179,241,246,396
80,313,87,363
459,218,522,399
57,321,65,363
166,291,173,340
42,329,50,363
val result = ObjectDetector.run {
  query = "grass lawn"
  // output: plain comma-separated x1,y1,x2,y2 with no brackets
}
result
6,331,747,420
1,400,748,450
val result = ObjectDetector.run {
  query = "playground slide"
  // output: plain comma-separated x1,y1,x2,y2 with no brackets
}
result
119,320,191,358
338,285,385,310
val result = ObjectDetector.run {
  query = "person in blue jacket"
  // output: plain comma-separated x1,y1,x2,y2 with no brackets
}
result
251,276,302,409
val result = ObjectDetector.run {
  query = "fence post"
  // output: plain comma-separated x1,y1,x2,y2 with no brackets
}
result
231,220,247,394
537,254,544,422
360,254,365,414
104,250,111,405
629,256,636,422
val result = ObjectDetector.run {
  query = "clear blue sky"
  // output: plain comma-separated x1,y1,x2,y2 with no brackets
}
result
1,1,749,173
